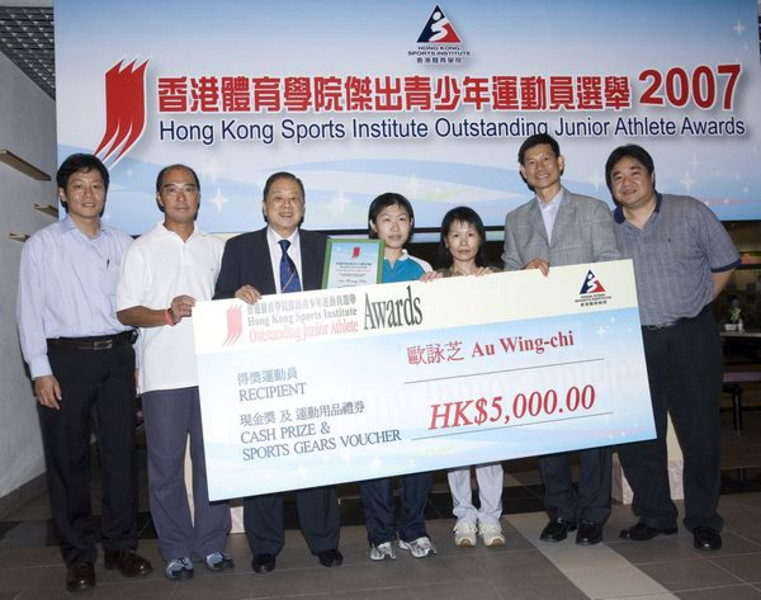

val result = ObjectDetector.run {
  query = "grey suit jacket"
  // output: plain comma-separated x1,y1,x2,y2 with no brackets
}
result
501,187,620,270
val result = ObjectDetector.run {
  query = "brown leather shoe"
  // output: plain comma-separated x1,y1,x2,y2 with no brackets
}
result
104,550,153,577
65,561,96,593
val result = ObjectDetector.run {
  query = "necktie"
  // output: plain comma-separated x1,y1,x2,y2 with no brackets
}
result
279,239,301,293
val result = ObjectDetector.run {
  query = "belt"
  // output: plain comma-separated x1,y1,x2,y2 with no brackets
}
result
47,330,136,351
642,320,686,331
642,306,709,332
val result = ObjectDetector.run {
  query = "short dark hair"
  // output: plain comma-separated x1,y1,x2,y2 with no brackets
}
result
518,133,561,165
367,192,415,240
56,154,110,213
155,164,201,193
604,144,655,192
438,206,488,269
56,153,109,191
263,172,305,202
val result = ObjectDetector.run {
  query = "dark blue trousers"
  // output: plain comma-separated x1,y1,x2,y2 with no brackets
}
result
359,473,432,545
243,487,340,556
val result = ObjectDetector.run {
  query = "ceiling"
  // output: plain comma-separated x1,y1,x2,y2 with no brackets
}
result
0,2,759,102
0,3,53,98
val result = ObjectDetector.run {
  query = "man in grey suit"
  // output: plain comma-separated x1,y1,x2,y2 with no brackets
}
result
502,133,620,546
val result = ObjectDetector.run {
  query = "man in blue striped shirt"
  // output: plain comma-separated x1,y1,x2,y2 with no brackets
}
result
607,144,740,552
17,154,152,592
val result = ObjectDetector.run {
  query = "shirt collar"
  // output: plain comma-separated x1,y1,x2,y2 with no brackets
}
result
535,187,565,211
61,215,78,232
267,226,299,245
384,249,410,264
158,220,201,240
613,191,662,224
61,214,106,239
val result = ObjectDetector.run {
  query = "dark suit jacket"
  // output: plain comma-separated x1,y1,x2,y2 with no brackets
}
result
214,227,327,299
213,226,338,554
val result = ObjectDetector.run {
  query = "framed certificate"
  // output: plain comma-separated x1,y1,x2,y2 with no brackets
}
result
321,238,384,288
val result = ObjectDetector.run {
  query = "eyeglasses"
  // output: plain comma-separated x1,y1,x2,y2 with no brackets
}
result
161,184,199,198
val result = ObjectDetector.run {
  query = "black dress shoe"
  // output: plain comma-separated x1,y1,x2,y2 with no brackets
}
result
66,561,96,593
619,522,677,541
693,527,722,551
251,553,276,574
316,548,343,567
540,518,577,542
576,521,603,545
104,550,153,577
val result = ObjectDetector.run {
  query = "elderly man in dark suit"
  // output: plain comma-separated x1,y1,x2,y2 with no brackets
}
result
503,134,620,546
214,171,342,573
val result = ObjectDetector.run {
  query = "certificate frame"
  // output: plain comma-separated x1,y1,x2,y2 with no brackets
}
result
321,238,384,289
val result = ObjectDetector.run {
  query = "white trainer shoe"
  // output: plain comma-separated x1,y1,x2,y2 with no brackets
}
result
479,522,505,547
399,536,437,558
453,522,477,547
165,556,194,581
205,551,235,571
369,541,397,561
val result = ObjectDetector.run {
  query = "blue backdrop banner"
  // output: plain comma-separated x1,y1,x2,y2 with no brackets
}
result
55,1,761,234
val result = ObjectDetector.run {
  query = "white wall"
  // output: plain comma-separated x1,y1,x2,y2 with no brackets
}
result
0,51,57,498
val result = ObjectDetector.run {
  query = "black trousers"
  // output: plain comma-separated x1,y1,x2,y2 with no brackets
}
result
617,307,724,532
243,487,340,556
38,339,138,566
539,447,612,524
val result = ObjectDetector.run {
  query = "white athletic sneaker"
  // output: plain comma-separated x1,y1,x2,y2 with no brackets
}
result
205,551,235,571
479,522,505,547
165,556,194,581
399,536,437,558
369,541,397,561
453,521,477,547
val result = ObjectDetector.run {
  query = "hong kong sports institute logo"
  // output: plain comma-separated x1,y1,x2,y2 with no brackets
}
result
417,5,461,43
580,270,606,294
575,269,612,308
94,59,149,167
409,5,470,64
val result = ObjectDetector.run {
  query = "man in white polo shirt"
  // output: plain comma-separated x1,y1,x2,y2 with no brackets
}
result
116,164,232,580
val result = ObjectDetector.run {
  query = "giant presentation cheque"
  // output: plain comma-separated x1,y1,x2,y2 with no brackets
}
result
194,259,654,501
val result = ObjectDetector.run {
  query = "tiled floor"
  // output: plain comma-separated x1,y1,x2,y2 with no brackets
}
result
1,411,760,599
